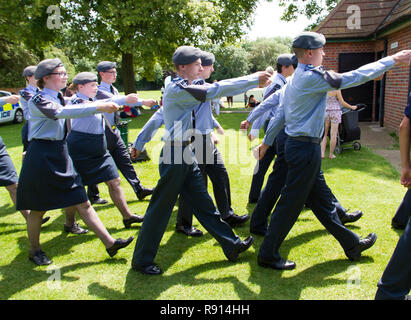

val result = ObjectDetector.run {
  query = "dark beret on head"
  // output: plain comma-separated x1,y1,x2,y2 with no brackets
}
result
96,61,117,72
172,46,202,65
200,51,215,66
73,72,98,85
34,58,63,80
292,32,326,50
22,66,37,77
277,54,295,66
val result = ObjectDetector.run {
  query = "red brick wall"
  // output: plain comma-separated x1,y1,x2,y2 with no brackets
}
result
322,28,410,132
384,28,411,133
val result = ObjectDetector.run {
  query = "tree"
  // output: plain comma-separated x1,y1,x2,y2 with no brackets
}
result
62,0,262,94
245,37,293,73
211,45,250,81
275,0,340,29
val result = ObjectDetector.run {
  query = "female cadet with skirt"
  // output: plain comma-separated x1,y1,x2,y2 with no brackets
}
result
66,72,144,229
16,59,134,266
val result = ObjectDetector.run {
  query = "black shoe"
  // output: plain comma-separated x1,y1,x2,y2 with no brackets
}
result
106,237,135,257
345,233,377,261
41,216,50,225
137,187,154,201
133,149,151,162
391,219,406,230
132,263,163,275
226,236,254,262
257,256,296,270
90,197,108,205
340,210,363,224
64,222,89,234
250,228,266,236
223,214,250,228
123,214,144,228
29,250,52,266
176,225,203,237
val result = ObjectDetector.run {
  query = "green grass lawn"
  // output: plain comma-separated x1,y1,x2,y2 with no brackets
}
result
0,98,406,300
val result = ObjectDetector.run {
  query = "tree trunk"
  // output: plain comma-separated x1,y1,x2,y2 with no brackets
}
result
121,52,136,94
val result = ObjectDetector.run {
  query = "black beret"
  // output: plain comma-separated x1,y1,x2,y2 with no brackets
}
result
292,32,326,50
96,61,117,72
22,66,37,77
34,58,63,80
73,72,98,85
291,54,298,66
277,54,295,66
200,51,215,66
172,46,202,65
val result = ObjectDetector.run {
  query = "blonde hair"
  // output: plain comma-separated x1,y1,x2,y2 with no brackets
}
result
265,66,275,75
292,47,308,59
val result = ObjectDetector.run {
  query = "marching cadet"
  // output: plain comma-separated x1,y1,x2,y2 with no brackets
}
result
247,54,296,204
66,72,145,229
85,61,155,205
130,51,250,237
131,46,270,275
375,92,411,300
15,59,134,266
19,66,38,156
253,32,411,270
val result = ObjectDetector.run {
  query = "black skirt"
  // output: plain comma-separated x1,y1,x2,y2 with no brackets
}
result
67,130,119,186
16,139,88,211
0,137,18,186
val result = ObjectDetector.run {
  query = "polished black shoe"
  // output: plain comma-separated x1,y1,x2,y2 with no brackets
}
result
340,210,363,224
41,216,50,225
223,214,250,228
90,197,108,205
132,263,163,275
345,233,377,261
137,187,154,201
106,236,135,257
226,236,254,262
391,219,406,230
29,250,52,266
64,222,89,234
176,225,204,237
257,256,296,270
123,214,144,228
250,228,266,236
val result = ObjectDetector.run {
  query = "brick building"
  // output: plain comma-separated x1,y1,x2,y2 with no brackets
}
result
314,0,411,131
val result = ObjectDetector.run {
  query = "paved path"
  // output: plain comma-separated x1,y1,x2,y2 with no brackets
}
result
359,122,401,172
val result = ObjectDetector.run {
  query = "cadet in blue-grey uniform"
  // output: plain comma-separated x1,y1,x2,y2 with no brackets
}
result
19,66,38,155
66,72,145,229
85,61,155,205
242,66,362,237
253,32,411,270
375,92,411,300
131,46,271,275
247,54,297,204
16,59,134,266
130,51,250,237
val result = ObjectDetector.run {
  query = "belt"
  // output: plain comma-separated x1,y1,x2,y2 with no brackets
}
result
164,141,191,147
289,136,321,144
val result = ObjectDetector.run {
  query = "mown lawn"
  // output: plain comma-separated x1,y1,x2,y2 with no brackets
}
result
0,96,406,300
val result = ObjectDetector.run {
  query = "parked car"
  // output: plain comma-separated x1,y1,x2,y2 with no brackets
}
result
0,90,24,124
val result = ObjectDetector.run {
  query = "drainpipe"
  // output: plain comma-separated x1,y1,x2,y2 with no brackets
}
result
379,39,388,127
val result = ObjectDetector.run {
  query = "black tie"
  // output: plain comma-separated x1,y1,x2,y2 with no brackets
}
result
110,85,115,94
58,92,71,138
190,110,196,143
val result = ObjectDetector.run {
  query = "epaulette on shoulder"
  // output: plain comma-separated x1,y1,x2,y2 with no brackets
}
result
71,97,84,105
31,92,44,105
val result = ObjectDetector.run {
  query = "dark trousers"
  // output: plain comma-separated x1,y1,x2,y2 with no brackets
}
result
248,119,277,202
177,135,234,227
392,189,411,226
131,145,242,267
21,122,29,152
258,137,359,261
375,216,411,299
250,129,349,234
88,127,143,199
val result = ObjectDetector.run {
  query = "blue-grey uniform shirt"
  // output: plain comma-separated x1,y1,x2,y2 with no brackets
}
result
19,84,38,121
263,56,395,146
249,73,287,137
69,92,127,135
28,88,101,141
162,74,258,143
98,81,142,126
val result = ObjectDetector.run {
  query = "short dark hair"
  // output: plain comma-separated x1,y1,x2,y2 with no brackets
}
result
276,63,283,74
